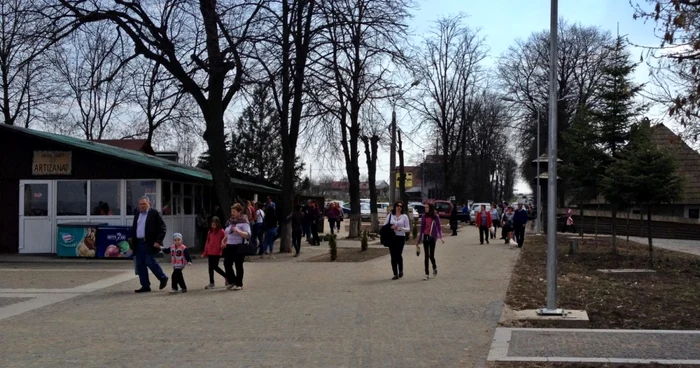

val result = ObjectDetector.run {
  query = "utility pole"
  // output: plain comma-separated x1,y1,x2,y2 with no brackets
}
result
398,129,407,212
389,109,397,204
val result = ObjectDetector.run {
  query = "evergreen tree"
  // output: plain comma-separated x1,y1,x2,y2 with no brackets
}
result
561,108,607,234
602,120,683,266
593,36,646,253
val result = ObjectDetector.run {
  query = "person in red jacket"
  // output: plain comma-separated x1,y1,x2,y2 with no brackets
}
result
475,205,493,245
202,216,227,289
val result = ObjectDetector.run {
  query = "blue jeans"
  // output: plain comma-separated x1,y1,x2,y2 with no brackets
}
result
135,240,167,288
264,227,278,254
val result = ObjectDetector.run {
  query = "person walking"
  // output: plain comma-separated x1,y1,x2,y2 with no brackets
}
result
449,204,459,236
307,201,321,246
253,202,265,255
286,204,305,257
326,203,340,235
564,208,576,234
262,200,278,258
513,203,529,248
131,196,169,293
489,203,500,240
416,203,444,280
475,204,492,245
223,204,251,291
202,216,227,289
162,233,192,293
384,201,410,280
502,206,515,245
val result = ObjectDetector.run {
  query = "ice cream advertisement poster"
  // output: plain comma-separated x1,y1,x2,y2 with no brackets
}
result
96,227,134,259
56,226,98,258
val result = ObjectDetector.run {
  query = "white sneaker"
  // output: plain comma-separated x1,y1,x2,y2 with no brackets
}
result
205,283,215,289
170,289,179,293
423,275,429,281
233,286,243,291
269,254,275,259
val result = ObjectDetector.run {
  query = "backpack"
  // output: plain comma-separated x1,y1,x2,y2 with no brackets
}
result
380,215,395,247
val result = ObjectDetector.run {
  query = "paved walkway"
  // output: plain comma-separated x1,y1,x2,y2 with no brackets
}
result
489,327,700,365
0,225,518,368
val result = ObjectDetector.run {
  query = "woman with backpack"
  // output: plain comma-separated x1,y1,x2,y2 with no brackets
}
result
383,201,411,280
416,203,444,280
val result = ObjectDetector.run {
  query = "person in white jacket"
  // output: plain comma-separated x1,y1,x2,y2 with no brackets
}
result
384,201,411,280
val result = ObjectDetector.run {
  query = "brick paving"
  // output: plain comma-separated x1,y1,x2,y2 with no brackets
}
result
0,225,518,368
490,328,700,364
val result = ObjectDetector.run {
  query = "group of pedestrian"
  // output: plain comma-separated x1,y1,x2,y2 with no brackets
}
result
474,202,529,248
383,201,445,281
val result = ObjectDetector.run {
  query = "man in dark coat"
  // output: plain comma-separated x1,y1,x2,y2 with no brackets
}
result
132,196,168,293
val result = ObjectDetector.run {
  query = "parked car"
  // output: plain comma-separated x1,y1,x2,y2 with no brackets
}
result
469,203,491,224
360,202,371,221
425,199,453,218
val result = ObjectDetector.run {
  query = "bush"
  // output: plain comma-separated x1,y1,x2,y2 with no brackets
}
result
329,234,338,261
361,231,368,251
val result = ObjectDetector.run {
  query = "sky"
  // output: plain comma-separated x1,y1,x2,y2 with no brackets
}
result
304,0,670,197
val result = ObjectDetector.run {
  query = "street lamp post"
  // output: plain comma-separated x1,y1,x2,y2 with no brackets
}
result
389,80,420,204
422,149,425,202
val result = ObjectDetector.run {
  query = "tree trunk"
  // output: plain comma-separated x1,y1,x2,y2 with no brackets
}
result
398,131,408,211
611,204,618,254
626,209,630,243
362,135,380,233
595,202,599,246
202,107,234,223
647,205,654,268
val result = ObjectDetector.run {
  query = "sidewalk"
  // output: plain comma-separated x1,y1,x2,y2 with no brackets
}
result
0,225,518,368
489,327,700,364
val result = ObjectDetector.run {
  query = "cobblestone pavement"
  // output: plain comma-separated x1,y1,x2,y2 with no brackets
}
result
489,327,700,364
0,225,518,368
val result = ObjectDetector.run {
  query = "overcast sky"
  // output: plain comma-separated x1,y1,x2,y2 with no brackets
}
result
302,0,673,196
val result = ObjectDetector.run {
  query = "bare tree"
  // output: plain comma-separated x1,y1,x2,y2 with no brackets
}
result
361,117,383,232
497,20,614,204
632,0,700,140
412,15,488,199
47,22,132,139
123,59,193,144
250,0,318,252
308,0,411,238
0,0,51,127
47,0,266,220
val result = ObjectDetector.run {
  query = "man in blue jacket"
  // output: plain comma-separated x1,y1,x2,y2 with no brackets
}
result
513,202,529,248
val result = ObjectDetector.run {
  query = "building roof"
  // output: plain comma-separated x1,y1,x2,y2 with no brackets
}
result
0,124,280,193
92,139,155,154
650,124,700,203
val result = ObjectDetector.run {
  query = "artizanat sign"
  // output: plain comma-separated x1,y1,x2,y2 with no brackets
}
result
32,151,72,175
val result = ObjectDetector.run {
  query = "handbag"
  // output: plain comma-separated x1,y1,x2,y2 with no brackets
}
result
380,215,395,247
236,239,257,256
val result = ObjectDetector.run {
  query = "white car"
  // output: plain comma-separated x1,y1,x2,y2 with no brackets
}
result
469,203,491,224
360,202,371,221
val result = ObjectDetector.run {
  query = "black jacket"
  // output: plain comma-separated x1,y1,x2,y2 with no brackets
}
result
264,205,278,229
132,208,167,254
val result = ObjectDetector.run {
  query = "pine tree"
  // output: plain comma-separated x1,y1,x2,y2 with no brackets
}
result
602,120,683,266
561,107,607,235
594,36,647,253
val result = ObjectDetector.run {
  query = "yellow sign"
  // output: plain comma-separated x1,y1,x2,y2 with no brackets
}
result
32,151,72,175
395,172,413,188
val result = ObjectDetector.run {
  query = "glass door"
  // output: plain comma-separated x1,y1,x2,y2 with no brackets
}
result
19,181,53,253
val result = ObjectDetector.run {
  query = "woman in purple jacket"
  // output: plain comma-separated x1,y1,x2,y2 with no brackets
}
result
416,203,444,280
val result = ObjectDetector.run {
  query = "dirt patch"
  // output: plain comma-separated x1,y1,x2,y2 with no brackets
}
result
503,235,700,330
300,247,389,262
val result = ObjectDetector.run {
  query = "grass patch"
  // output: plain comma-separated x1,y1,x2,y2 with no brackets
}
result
301,247,389,263
503,235,700,329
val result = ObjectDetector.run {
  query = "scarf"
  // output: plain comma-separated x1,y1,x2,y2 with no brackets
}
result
227,214,249,227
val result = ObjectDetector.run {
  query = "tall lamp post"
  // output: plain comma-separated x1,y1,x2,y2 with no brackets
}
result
389,80,420,204
422,149,425,202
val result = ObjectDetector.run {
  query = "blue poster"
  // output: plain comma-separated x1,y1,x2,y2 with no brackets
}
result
56,224,101,258
96,226,133,259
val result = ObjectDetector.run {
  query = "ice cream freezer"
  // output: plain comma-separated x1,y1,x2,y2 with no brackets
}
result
56,222,106,258
95,226,133,259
